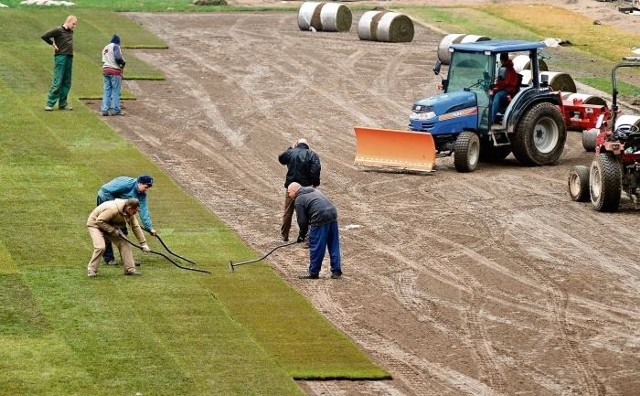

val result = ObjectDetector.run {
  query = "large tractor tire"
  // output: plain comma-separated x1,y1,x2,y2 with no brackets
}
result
589,152,622,212
454,131,480,172
567,165,590,202
582,128,598,152
511,102,567,166
479,140,511,163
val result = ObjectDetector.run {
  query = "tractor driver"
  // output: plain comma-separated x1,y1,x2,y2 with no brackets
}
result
489,53,519,124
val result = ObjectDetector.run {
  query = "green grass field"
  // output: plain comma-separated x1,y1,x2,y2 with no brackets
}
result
0,5,388,395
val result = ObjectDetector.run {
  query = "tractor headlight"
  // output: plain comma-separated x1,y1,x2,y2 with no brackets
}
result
410,111,437,121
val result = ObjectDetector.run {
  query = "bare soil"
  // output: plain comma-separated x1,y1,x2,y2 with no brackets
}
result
94,1,640,394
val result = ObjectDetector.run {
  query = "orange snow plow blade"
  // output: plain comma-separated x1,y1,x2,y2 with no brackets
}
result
353,126,436,172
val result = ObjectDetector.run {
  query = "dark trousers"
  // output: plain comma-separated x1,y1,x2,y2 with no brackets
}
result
308,222,341,276
46,54,73,108
280,191,295,241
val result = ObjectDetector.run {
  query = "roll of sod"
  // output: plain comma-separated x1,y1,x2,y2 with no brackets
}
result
561,92,607,106
437,34,490,65
357,10,414,43
520,70,577,92
512,54,549,72
298,1,352,32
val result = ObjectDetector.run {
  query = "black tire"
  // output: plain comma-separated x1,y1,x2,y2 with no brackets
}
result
479,140,511,163
454,131,480,173
582,128,598,152
511,102,567,166
589,153,622,212
567,165,590,202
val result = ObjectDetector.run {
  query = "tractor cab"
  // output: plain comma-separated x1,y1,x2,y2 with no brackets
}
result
411,40,549,137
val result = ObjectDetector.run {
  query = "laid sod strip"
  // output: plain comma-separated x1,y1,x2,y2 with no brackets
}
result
0,9,388,393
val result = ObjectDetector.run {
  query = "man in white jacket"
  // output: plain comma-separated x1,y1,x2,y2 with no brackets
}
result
101,34,126,116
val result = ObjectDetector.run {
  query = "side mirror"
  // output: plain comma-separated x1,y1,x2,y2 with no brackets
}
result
540,73,549,87
433,60,442,76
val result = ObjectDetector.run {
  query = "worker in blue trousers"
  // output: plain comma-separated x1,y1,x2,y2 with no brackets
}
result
287,182,342,280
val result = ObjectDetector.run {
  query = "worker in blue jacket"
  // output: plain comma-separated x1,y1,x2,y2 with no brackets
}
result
96,175,156,265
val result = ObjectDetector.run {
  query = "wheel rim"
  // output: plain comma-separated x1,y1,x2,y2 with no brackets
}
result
590,163,601,201
568,173,581,197
469,138,480,166
533,116,559,154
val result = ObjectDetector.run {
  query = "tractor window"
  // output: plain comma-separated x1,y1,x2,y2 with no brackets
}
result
446,52,492,94
447,52,492,127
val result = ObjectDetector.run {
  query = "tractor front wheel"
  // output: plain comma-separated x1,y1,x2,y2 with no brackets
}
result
590,153,622,212
512,102,567,166
454,131,480,172
568,165,590,202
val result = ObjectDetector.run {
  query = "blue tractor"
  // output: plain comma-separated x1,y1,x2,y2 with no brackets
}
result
409,39,568,172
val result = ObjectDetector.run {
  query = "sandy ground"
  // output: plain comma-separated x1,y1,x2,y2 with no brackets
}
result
89,1,640,395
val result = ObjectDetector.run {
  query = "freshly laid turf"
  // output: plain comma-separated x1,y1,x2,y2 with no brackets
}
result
0,8,388,395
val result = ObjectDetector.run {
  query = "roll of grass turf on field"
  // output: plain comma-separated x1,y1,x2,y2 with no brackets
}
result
298,1,352,32
561,92,607,106
512,54,548,72
615,114,640,130
357,10,414,43
437,34,490,65
520,70,577,92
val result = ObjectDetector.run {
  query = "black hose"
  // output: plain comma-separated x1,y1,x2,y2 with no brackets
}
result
230,240,298,271
143,228,197,264
120,235,211,275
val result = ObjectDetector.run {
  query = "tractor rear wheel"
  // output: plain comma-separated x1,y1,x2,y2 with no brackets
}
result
454,131,480,172
589,153,622,212
567,165,590,202
512,102,567,166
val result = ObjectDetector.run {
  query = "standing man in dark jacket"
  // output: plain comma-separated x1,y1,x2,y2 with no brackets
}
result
278,138,321,242
288,182,342,279
41,15,77,111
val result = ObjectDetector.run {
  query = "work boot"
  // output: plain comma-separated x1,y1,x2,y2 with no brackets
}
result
330,272,342,279
298,273,319,279
87,270,97,278
105,259,117,266
59,104,73,110
124,270,141,276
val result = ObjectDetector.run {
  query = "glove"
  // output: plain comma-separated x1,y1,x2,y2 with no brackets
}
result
296,235,305,243
119,61,126,69
115,229,126,238
149,228,157,236
140,244,151,252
